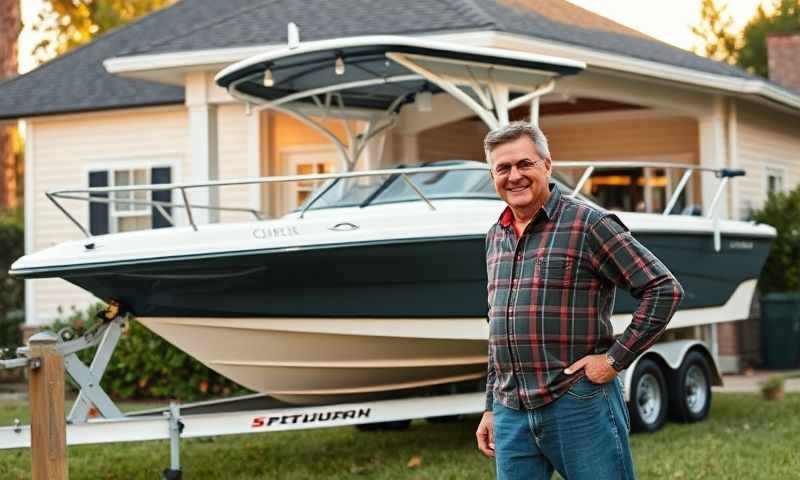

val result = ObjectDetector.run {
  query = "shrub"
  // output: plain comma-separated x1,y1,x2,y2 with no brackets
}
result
49,303,252,401
0,212,24,352
760,374,785,401
751,186,800,293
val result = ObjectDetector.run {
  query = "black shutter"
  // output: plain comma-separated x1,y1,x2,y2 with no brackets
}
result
151,166,172,228
88,171,109,235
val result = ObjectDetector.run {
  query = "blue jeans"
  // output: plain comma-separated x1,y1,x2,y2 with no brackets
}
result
493,376,635,480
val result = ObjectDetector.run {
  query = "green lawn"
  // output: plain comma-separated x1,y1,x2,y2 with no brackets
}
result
0,393,797,479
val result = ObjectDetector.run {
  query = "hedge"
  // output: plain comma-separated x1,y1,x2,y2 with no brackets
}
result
50,303,252,401
751,185,800,294
0,212,24,352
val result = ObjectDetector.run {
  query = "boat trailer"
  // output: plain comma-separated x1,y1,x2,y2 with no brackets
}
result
0,304,485,478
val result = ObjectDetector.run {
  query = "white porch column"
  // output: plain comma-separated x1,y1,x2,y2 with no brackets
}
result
246,111,262,212
726,99,741,219
23,119,38,326
698,96,728,218
186,72,220,224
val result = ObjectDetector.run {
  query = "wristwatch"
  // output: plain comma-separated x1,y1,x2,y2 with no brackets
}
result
605,353,619,371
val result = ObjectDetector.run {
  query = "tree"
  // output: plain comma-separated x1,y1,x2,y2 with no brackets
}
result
0,0,22,213
32,0,175,62
692,0,738,64
692,0,800,77
751,186,800,293
738,0,800,78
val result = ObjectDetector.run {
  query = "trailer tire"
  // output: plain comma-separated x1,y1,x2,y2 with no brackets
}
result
669,350,712,423
627,358,668,433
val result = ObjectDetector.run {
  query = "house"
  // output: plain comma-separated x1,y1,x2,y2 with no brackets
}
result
1,0,799,373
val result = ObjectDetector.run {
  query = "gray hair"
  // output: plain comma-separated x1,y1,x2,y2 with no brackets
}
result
483,121,551,164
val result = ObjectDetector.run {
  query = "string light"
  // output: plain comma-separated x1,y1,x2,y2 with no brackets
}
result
335,55,345,75
263,68,274,87
416,89,432,112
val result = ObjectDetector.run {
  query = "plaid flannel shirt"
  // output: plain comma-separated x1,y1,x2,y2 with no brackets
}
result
485,184,684,411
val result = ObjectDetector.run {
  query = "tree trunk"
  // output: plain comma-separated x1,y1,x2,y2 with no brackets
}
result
0,1,22,212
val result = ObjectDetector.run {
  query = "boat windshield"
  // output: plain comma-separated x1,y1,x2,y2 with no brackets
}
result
297,165,498,210
296,162,597,211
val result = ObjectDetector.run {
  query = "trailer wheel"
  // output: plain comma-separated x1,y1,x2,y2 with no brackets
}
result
627,358,668,433
669,350,712,423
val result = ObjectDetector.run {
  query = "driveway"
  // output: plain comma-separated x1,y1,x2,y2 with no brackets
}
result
714,370,800,393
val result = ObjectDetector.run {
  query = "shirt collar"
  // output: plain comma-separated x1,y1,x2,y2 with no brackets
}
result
498,183,561,228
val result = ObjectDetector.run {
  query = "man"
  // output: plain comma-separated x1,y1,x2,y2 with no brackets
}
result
475,121,683,480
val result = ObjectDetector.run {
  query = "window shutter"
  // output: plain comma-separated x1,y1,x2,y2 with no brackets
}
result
88,171,109,235
151,166,172,228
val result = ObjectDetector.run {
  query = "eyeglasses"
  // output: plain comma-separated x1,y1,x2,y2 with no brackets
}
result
492,158,545,178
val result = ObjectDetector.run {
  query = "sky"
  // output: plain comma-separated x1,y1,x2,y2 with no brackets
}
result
18,0,774,74
565,0,773,50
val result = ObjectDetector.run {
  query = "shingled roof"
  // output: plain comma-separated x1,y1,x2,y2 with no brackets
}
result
0,0,767,121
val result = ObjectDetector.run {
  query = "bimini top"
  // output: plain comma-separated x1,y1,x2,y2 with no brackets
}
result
215,35,585,116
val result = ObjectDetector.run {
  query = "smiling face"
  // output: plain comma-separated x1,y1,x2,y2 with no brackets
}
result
488,135,552,219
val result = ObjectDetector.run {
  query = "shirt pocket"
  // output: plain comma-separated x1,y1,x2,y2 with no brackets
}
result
535,254,578,286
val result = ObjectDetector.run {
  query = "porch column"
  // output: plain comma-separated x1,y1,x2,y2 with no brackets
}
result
186,72,220,224
726,100,741,219
697,96,728,218
23,119,37,328
246,111,262,212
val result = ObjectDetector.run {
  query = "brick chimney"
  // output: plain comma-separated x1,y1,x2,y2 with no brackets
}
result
767,32,800,92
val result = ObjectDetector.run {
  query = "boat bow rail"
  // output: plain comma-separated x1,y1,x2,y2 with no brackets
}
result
46,161,749,253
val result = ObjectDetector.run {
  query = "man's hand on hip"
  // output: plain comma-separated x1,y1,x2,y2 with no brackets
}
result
564,354,617,384
476,411,495,458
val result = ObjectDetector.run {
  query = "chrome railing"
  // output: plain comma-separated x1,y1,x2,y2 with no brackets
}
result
46,161,743,250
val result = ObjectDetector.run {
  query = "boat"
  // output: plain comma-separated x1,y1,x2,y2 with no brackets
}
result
9,35,775,404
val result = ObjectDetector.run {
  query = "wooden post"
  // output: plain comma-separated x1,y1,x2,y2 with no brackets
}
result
28,331,68,480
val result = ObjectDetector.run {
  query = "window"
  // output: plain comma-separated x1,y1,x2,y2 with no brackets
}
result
583,168,670,212
281,148,338,211
88,165,173,235
112,168,152,232
765,166,785,196
295,162,335,207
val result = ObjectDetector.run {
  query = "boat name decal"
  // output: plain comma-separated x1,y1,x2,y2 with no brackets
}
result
728,240,754,250
250,408,371,428
253,225,301,239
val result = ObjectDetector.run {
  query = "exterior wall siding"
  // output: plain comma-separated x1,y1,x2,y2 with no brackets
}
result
543,114,699,163
417,119,488,163
414,113,700,166
264,112,352,217
27,106,189,325
217,103,253,223
735,100,800,219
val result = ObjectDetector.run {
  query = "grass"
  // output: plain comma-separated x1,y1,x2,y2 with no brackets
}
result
0,393,798,479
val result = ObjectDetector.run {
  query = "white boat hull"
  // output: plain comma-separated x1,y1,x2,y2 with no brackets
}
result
139,317,489,404
139,279,758,405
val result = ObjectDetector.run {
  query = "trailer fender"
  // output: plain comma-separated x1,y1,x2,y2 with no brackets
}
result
619,340,722,403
